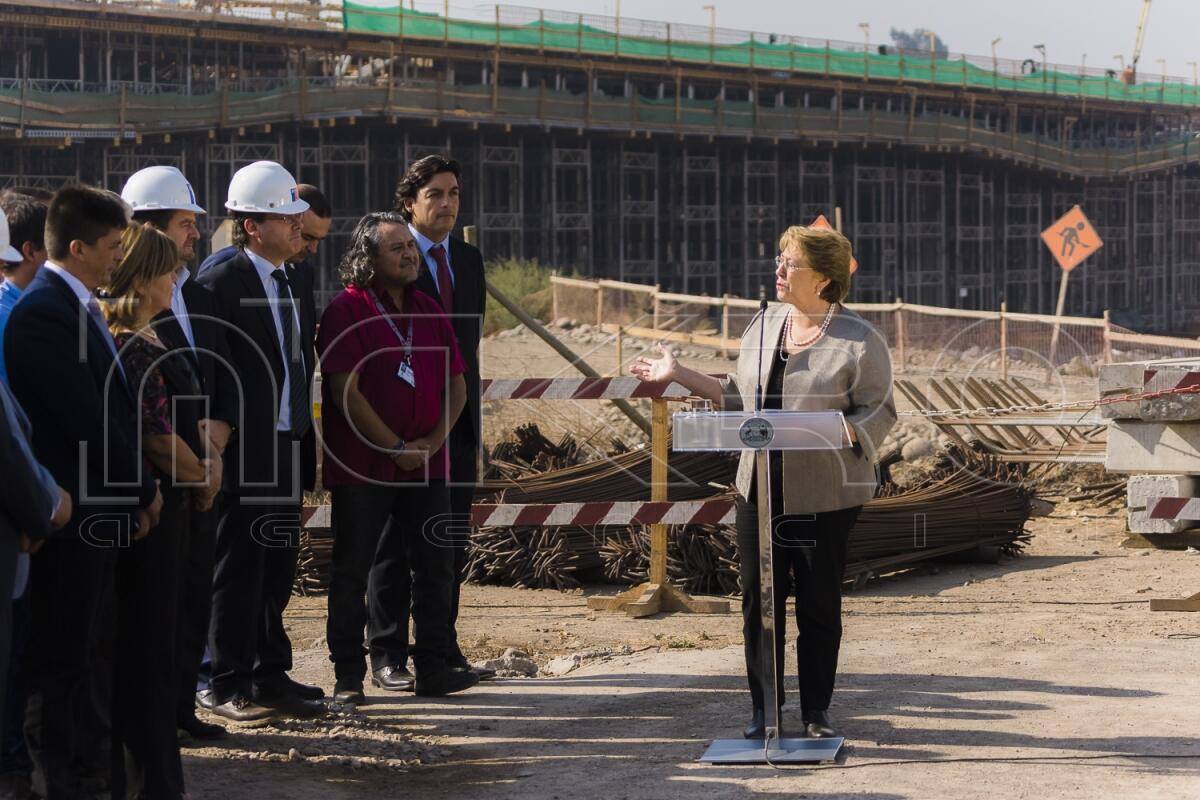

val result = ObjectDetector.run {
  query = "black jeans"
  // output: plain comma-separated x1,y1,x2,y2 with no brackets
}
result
736,499,860,715
327,482,455,679
209,433,302,703
111,487,187,800
175,502,218,723
444,431,478,665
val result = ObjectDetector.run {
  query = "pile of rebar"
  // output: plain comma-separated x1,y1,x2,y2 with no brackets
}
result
294,529,333,597
465,443,1034,593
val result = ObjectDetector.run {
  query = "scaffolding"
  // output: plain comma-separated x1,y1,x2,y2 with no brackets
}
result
899,164,946,307
953,169,995,310
478,138,523,260
550,140,591,274
678,145,720,296
1173,177,1200,327
1001,182,1046,315
850,159,898,303
617,143,658,286
742,150,779,300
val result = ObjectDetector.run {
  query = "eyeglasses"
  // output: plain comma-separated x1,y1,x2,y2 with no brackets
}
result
262,213,304,227
775,255,812,272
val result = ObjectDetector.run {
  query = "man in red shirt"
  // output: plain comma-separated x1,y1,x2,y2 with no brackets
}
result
317,212,475,703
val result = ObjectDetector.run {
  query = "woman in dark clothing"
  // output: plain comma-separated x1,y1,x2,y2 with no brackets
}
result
102,222,218,799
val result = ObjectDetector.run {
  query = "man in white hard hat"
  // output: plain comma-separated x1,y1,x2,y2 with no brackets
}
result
196,161,323,722
120,166,235,744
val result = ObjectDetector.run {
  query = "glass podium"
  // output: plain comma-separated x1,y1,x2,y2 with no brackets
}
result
675,406,851,765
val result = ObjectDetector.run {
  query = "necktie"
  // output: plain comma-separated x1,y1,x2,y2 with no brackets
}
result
269,269,311,438
429,243,454,314
85,297,126,380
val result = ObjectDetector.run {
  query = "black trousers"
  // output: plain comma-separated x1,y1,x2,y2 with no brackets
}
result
0,533,15,737
23,523,121,799
444,432,477,665
0,565,31,776
326,482,454,678
209,434,302,703
111,488,187,800
175,502,218,724
736,499,860,715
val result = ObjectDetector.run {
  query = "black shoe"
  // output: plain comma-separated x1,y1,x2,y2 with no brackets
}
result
802,709,837,738
254,690,325,719
180,714,227,741
195,688,216,710
449,654,497,681
743,708,765,739
210,695,275,723
370,665,415,692
333,677,366,705
414,667,480,697
257,675,325,701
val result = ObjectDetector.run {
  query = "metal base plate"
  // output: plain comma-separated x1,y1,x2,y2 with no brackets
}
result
700,736,845,764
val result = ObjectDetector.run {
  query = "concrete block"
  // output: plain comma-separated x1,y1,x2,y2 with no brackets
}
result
1105,420,1200,474
1125,474,1200,534
1099,359,1200,421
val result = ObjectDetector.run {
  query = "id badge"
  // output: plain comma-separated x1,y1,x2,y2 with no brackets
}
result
397,360,416,387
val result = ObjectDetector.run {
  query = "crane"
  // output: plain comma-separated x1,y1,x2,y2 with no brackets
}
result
1121,0,1152,84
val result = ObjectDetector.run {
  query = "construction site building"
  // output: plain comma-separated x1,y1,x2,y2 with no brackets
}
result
2,1,1199,330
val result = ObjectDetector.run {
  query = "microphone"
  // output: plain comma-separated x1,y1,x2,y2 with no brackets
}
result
753,298,768,412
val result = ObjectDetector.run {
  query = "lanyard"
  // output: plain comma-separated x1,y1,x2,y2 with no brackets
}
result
370,289,414,365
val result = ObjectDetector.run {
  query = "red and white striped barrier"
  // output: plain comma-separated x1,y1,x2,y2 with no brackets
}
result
479,376,701,401
471,498,735,528
1146,496,1200,521
1143,368,1200,393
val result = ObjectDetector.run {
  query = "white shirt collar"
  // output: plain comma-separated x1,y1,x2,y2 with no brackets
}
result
244,247,284,281
42,262,93,305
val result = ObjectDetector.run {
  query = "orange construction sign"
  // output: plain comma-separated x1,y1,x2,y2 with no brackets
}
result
1041,205,1103,272
809,214,858,274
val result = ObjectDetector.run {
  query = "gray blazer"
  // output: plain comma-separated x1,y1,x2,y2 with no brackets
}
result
720,303,897,514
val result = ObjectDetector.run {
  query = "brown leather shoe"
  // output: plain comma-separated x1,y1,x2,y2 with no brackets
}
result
210,695,274,723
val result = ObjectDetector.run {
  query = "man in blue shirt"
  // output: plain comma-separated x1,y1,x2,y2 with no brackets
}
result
0,194,48,383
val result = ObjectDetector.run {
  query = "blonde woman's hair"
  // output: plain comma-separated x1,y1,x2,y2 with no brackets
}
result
102,221,178,332
778,226,853,303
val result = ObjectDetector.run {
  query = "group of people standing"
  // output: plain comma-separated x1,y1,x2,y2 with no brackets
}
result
0,153,489,799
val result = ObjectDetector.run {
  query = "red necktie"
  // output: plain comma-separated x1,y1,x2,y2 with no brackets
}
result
429,243,454,314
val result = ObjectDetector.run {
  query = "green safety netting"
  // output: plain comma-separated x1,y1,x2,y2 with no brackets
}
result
342,3,1200,108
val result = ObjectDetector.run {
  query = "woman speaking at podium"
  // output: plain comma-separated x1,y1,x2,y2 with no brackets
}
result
630,226,895,740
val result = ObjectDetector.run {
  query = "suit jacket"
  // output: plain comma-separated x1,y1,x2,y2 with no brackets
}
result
4,269,157,534
721,304,897,515
414,236,485,479
154,278,239,432
0,378,56,543
195,249,317,495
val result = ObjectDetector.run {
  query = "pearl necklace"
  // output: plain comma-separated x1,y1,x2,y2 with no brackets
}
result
782,303,840,350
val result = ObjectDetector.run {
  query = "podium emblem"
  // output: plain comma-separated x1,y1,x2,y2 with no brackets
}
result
738,417,775,448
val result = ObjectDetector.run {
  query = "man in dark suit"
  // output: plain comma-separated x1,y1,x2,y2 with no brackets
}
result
394,155,493,681
4,185,162,798
120,166,237,743
196,161,323,722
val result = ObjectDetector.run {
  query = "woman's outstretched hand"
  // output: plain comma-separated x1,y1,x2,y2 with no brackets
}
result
629,344,678,384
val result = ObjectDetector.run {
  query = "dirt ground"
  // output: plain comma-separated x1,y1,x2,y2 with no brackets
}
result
180,331,1200,798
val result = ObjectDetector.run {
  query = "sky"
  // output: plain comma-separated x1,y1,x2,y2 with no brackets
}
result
507,0,1200,80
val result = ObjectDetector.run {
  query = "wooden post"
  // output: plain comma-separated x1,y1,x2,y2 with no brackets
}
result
834,205,844,232
551,272,559,322
648,398,669,585
1102,308,1113,364
894,297,906,373
652,291,661,332
615,325,623,376
586,399,729,617
720,296,731,359
1048,270,1070,374
1000,300,1009,381
595,283,604,326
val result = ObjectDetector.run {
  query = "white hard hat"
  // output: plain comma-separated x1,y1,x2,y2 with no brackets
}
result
0,207,22,263
121,166,206,214
224,161,310,215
